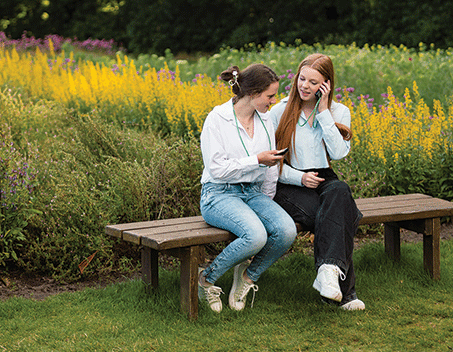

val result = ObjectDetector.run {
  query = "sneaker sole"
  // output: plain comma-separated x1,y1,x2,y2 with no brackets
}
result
229,263,247,310
340,299,365,311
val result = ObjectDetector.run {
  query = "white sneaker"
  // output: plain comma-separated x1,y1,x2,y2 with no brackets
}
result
229,261,258,311
198,270,223,313
340,299,365,311
313,264,345,302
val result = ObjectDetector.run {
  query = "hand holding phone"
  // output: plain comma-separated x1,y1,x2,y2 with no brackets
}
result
275,147,289,156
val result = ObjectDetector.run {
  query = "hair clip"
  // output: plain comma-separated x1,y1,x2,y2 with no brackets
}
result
229,70,240,88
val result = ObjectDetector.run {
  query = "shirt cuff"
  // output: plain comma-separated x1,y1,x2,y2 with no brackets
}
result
281,164,305,186
239,155,259,166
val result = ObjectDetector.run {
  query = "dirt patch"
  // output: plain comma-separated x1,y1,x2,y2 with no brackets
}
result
1,222,452,302
0,270,142,301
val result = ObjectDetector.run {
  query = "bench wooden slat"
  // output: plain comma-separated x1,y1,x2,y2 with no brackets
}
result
123,221,217,245
125,220,211,238
355,193,430,204
356,196,431,211
105,216,205,238
140,227,234,250
356,195,449,210
359,199,453,224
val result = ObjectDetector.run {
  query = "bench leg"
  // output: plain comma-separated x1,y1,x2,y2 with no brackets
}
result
141,247,159,288
384,223,401,261
423,218,440,280
179,245,200,321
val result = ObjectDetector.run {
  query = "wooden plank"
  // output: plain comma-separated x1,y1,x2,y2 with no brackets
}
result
356,197,452,213
358,202,453,224
123,224,232,247
105,216,204,238
140,227,235,250
355,193,430,206
357,198,433,212
121,220,211,245
122,221,209,245
127,221,211,237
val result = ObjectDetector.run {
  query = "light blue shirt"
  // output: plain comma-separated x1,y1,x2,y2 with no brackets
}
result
269,96,351,186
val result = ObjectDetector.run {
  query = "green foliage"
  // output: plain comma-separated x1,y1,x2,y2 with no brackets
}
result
430,132,453,201
20,112,203,281
333,155,386,199
146,42,453,110
1,43,453,280
0,88,70,149
3,0,453,55
0,125,41,266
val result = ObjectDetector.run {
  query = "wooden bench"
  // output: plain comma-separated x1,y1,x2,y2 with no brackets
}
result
105,193,453,320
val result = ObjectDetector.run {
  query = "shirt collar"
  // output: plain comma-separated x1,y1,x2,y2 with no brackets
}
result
215,98,270,121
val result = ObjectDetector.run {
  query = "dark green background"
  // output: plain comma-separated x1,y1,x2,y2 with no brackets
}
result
1,0,452,54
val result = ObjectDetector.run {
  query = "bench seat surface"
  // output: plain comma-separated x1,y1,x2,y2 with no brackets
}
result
105,193,453,251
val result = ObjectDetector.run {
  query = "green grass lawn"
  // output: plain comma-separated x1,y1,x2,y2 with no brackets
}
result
1,240,452,352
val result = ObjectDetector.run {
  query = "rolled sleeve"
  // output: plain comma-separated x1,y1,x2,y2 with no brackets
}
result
279,163,305,186
316,106,351,160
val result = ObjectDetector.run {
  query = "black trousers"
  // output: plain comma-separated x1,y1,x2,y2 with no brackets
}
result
273,168,363,303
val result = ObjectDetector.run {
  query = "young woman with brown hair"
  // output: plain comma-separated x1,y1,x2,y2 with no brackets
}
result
198,63,297,313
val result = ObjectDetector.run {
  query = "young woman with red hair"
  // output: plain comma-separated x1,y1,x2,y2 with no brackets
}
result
269,53,365,310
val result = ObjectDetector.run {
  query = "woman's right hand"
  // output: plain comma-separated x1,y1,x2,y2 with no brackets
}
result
257,150,284,167
302,172,325,188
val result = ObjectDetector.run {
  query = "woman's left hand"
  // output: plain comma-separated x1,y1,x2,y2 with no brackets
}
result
302,172,325,188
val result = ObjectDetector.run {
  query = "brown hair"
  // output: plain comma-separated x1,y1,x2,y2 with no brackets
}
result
220,64,279,103
275,54,352,169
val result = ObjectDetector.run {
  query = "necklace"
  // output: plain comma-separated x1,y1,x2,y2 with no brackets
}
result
298,98,321,128
242,120,254,132
232,101,271,162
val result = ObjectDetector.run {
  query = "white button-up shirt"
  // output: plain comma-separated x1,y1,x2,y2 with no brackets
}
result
269,96,351,186
200,98,278,197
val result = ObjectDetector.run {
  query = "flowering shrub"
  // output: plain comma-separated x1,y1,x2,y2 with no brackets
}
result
0,31,124,55
1,40,453,280
0,48,232,136
0,126,41,266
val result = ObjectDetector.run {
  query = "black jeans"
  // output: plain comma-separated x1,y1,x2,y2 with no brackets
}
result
273,168,363,303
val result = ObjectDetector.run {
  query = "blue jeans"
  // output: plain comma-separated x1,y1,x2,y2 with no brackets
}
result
200,182,297,284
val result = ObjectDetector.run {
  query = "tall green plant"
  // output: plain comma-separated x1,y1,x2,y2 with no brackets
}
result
22,113,203,281
0,125,41,266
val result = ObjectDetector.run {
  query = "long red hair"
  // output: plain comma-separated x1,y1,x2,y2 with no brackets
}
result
275,54,352,170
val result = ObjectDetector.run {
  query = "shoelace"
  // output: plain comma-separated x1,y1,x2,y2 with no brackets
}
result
205,286,224,304
238,282,259,308
330,266,346,281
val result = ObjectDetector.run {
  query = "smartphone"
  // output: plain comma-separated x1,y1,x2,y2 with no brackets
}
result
315,90,322,100
275,147,289,156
